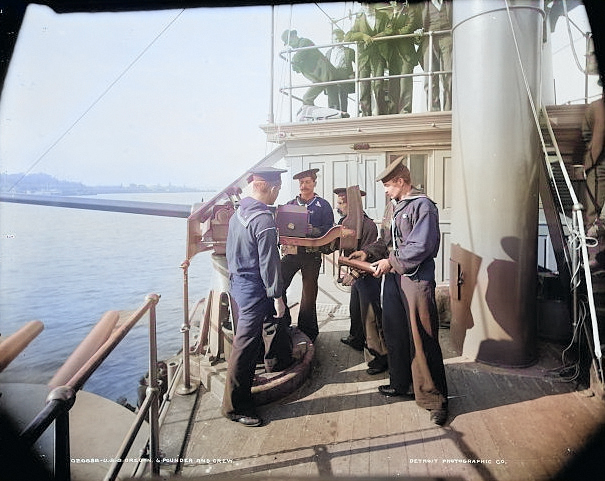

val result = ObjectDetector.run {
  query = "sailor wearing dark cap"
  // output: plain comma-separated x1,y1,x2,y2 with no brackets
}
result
222,166,287,427
349,157,449,425
334,187,387,375
281,168,334,341
333,187,373,251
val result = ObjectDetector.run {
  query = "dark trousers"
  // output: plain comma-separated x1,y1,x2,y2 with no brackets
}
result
382,272,413,393
222,277,269,418
262,316,293,373
281,252,322,341
348,280,366,343
382,272,448,410
350,275,388,362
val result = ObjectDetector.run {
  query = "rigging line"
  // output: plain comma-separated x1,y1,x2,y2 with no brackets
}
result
504,2,604,374
503,2,575,240
504,1,577,233
8,8,186,193
314,3,338,26
552,32,586,56
273,5,290,128
562,0,587,74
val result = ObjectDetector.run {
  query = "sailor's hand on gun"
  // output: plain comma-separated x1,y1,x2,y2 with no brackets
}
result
341,272,358,286
372,258,391,277
274,297,286,318
348,250,367,261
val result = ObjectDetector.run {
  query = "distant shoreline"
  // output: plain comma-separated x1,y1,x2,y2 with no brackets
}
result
0,172,216,195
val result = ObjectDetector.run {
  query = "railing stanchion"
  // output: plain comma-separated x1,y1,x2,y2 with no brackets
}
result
572,204,581,330
54,408,71,481
276,29,451,116
51,387,75,481
20,295,167,481
146,294,161,475
427,31,434,111
178,261,197,396
354,45,360,116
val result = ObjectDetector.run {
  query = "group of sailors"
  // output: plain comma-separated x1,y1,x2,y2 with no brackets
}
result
221,162,448,429
282,0,452,117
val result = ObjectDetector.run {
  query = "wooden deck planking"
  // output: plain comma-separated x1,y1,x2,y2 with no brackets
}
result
182,388,229,477
303,334,345,477
396,397,430,478
330,330,372,476
446,367,535,481
268,382,318,477
450,368,506,461
473,375,558,479
383,415,406,476
258,381,310,478
330,348,365,476
175,302,605,481
447,369,503,465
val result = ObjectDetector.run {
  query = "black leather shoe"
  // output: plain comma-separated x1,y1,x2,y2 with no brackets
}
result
429,408,448,426
367,356,388,369
340,335,364,351
232,414,262,427
378,384,406,397
366,365,388,375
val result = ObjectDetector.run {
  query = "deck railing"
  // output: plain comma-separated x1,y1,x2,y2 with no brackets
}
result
19,294,163,481
278,29,452,121
277,20,595,120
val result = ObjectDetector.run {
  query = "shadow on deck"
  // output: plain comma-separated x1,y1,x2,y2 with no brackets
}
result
158,327,604,480
156,268,605,481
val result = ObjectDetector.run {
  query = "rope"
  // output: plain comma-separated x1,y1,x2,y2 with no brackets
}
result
562,0,588,75
504,0,603,381
8,9,186,193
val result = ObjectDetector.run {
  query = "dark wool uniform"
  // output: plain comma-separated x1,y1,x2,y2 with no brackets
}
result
281,193,334,341
339,213,380,349
222,196,284,419
345,8,391,116
364,189,448,411
282,29,340,109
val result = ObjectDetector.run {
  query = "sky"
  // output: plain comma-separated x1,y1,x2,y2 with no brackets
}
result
0,2,598,190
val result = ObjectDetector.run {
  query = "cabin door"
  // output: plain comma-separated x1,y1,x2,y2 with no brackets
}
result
288,153,387,222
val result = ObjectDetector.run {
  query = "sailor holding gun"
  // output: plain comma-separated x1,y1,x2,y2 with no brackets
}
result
349,157,448,425
335,187,389,376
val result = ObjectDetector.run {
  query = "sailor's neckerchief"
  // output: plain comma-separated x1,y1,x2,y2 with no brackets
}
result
391,192,427,278
295,194,318,207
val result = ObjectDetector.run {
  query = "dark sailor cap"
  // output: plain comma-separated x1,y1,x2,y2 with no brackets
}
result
246,167,287,183
375,156,407,183
293,168,319,180
333,187,366,197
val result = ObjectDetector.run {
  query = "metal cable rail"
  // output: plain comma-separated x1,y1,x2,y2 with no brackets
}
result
19,294,164,481
278,29,452,121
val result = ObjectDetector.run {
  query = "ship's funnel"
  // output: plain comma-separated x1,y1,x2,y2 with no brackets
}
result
449,0,544,366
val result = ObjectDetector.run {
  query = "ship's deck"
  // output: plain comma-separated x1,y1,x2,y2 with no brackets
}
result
160,268,605,481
